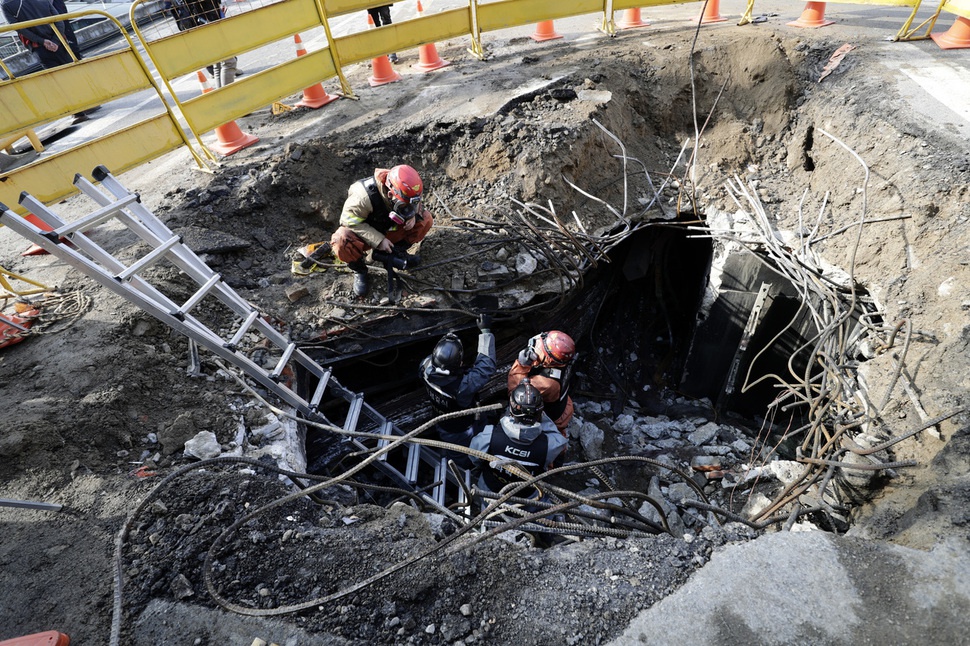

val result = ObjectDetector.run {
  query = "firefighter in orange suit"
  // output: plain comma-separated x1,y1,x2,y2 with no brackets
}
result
507,330,576,435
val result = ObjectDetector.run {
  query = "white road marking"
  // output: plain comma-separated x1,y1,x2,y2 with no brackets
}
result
899,62,970,126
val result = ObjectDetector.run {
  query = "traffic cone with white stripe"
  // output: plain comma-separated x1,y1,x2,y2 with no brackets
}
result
531,20,563,42
413,0,450,72
196,70,259,156
787,2,834,28
617,8,650,29
367,14,402,86
293,34,339,108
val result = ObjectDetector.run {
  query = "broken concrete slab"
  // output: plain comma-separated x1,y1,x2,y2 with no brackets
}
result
608,532,970,646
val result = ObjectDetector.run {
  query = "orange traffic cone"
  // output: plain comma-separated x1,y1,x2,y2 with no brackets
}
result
617,8,650,29
531,20,563,42
21,213,53,256
293,34,339,108
366,14,402,86
696,0,726,24
931,16,970,49
195,71,259,156
369,55,402,86
787,2,834,27
413,0,450,72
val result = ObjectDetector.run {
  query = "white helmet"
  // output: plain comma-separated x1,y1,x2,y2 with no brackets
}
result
500,414,542,443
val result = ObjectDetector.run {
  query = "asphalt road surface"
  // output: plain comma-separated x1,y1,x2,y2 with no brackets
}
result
4,0,969,163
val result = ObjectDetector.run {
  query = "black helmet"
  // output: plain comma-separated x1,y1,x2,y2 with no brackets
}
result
509,378,543,424
431,333,463,373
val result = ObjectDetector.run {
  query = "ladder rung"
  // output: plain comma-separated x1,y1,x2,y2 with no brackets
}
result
225,310,260,352
56,193,140,237
173,273,221,320
405,444,421,484
459,468,471,507
376,421,393,461
115,235,181,282
433,456,448,507
342,395,363,433
270,343,296,381
308,368,332,411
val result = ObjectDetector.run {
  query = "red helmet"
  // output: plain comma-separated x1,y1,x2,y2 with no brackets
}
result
537,331,575,367
386,165,423,222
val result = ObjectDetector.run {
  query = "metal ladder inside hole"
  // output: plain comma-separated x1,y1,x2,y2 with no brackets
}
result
1,166,467,512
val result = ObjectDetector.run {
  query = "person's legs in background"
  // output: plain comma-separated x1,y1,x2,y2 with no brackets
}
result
213,56,238,88
371,5,398,62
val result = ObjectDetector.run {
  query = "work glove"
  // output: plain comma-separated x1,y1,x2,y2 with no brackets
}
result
477,314,492,333
517,346,539,367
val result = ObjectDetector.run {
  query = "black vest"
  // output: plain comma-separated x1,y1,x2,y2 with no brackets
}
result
357,177,393,234
532,362,574,421
420,357,468,434
481,426,549,495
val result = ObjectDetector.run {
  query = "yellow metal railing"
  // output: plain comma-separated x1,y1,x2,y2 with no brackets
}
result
895,0,970,40
0,266,50,298
4,0,966,216
128,0,352,160
0,10,203,214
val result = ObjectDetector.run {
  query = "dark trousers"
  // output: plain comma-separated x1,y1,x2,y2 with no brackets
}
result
367,5,391,26
37,44,75,69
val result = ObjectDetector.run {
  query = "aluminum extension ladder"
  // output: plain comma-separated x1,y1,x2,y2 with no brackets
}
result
0,166,467,510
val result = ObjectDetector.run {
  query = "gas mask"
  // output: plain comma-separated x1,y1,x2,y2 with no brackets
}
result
389,196,421,225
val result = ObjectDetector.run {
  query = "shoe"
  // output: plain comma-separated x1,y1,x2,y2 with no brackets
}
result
348,260,369,296
352,271,369,296
388,53,398,63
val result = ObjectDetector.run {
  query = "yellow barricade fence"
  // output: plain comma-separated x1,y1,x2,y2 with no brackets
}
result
895,0,970,41
739,0,969,39
945,0,970,17
5,0,965,217
328,2,470,63
0,10,204,215
128,0,352,160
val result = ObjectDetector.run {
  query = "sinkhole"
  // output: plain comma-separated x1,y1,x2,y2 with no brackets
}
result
279,35,885,527
295,217,877,520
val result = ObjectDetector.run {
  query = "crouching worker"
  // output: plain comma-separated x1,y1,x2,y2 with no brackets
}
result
292,165,431,286
469,378,567,502
331,164,433,297
419,315,496,467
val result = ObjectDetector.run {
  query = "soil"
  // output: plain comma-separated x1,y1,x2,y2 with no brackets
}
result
2,15,969,646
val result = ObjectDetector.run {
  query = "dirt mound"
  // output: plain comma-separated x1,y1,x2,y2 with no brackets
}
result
1,21,968,645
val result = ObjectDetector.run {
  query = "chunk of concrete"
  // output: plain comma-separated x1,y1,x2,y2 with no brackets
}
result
285,284,310,302
183,431,221,460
